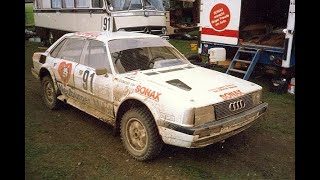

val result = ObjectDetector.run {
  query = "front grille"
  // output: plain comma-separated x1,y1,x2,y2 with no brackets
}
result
214,93,253,120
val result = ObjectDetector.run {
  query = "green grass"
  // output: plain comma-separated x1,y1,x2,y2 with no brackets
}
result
188,30,199,37
246,76,295,135
25,3,34,26
169,39,198,55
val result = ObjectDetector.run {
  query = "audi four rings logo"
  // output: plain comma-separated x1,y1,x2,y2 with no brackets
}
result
228,100,246,111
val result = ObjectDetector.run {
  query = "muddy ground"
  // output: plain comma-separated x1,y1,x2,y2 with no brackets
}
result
25,41,295,179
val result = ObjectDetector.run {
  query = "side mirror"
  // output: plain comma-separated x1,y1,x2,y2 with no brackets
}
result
96,68,108,76
283,29,288,34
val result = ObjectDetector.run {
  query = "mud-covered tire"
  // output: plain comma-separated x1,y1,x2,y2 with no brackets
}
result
41,76,60,110
120,107,163,161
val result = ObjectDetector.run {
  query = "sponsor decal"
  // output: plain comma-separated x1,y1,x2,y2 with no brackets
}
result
74,32,100,38
210,3,231,31
135,85,161,101
209,84,237,92
118,79,135,87
220,90,245,100
58,62,72,86
57,83,90,103
202,3,239,38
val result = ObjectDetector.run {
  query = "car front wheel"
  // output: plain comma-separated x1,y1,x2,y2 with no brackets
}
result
121,107,163,161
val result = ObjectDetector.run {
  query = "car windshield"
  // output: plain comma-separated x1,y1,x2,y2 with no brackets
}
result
108,0,164,11
108,38,189,74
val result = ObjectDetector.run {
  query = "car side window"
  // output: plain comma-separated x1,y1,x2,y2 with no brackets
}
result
83,40,111,72
50,39,67,58
57,38,86,63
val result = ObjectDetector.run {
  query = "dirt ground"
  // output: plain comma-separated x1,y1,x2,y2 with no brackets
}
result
25,41,295,179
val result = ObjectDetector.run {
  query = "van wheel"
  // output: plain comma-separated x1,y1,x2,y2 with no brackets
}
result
41,76,60,110
121,107,163,161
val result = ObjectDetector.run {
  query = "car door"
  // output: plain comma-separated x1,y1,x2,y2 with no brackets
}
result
49,37,86,92
73,39,115,119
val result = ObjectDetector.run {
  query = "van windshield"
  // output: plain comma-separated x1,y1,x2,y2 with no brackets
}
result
109,0,164,11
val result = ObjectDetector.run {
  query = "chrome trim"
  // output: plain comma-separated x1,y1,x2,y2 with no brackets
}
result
144,27,151,34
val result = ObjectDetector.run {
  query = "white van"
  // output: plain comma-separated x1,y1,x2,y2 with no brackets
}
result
33,0,168,44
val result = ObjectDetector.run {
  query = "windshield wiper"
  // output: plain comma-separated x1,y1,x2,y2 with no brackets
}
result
125,0,132,10
128,0,139,10
144,0,156,10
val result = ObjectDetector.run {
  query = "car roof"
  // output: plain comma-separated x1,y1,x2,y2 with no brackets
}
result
64,31,160,42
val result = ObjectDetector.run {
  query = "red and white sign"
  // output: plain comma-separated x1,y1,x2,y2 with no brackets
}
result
210,3,230,31
200,1,242,45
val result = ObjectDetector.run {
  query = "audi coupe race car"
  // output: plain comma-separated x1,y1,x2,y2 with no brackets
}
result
31,31,268,161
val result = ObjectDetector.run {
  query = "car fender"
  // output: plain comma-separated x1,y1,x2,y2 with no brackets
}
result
115,93,162,126
39,65,59,93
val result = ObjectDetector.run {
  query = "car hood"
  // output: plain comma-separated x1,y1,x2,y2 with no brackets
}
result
123,64,262,106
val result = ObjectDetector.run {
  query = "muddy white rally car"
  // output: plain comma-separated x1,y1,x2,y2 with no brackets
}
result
31,31,268,161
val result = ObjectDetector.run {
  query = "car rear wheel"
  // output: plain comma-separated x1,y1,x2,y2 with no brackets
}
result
121,107,163,161
42,76,60,110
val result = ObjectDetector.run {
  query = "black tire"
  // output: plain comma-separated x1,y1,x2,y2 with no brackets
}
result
120,107,163,161
41,76,60,110
185,53,202,63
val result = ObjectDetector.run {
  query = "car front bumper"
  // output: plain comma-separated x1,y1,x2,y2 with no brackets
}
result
159,102,268,148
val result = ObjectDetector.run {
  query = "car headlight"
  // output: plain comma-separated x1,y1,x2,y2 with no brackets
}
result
251,90,262,106
161,27,167,35
194,105,216,126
